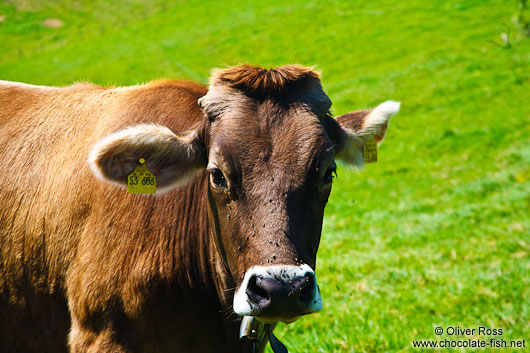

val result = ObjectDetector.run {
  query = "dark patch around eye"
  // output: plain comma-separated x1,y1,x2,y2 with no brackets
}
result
210,168,227,188
323,163,337,184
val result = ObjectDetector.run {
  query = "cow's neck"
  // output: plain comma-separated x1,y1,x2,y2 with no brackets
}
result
169,172,243,350
174,171,235,309
206,183,238,309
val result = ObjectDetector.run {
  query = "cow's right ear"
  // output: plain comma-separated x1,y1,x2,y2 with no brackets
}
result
327,100,400,168
88,123,206,193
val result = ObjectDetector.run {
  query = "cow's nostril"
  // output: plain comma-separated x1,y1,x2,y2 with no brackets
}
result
298,272,316,305
246,275,270,305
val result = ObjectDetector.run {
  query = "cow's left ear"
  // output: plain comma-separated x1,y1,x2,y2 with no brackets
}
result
326,100,400,167
88,123,206,193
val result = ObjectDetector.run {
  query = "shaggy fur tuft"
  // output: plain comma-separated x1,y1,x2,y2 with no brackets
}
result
209,64,321,96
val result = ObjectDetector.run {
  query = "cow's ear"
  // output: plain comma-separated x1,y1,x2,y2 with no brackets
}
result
88,123,206,193
328,101,400,168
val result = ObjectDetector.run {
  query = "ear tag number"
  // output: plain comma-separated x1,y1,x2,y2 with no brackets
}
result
127,158,156,194
363,133,378,163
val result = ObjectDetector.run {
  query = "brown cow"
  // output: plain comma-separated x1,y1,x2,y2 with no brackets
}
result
0,65,399,353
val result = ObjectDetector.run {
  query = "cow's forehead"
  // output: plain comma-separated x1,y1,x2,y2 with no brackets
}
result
201,64,331,121
203,87,334,188
201,65,334,183
207,85,326,124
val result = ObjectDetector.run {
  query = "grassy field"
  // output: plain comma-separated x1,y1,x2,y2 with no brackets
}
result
1,0,529,352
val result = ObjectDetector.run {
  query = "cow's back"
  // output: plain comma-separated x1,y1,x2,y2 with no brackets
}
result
0,79,208,352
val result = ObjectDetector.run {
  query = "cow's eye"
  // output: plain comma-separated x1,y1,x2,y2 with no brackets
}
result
323,163,337,184
210,168,227,188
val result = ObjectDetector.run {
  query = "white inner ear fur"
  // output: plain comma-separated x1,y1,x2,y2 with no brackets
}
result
88,124,177,181
359,100,400,139
346,100,401,139
340,136,366,168
88,123,201,194
341,100,400,168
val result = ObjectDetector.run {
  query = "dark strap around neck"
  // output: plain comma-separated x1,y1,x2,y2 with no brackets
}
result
266,324,288,353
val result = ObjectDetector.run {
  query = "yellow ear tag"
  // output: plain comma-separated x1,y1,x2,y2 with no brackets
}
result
127,158,156,194
363,133,378,163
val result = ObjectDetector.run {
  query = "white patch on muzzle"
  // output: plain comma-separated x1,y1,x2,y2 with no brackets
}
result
233,264,323,315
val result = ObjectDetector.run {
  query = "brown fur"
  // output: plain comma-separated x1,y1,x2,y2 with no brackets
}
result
0,65,396,353
0,80,238,352
335,110,387,142
210,65,320,96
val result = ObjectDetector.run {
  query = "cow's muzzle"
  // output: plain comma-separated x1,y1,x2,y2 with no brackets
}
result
233,264,322,323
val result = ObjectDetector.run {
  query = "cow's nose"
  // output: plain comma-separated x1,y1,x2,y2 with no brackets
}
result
233,264,322,319
246,271,315,312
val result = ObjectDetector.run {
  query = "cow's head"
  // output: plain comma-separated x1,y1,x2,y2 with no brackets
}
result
89,65,399,324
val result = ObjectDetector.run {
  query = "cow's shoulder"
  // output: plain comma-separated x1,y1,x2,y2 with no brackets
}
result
145,79,208,95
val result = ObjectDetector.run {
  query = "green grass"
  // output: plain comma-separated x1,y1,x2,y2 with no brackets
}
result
1,0,529,351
